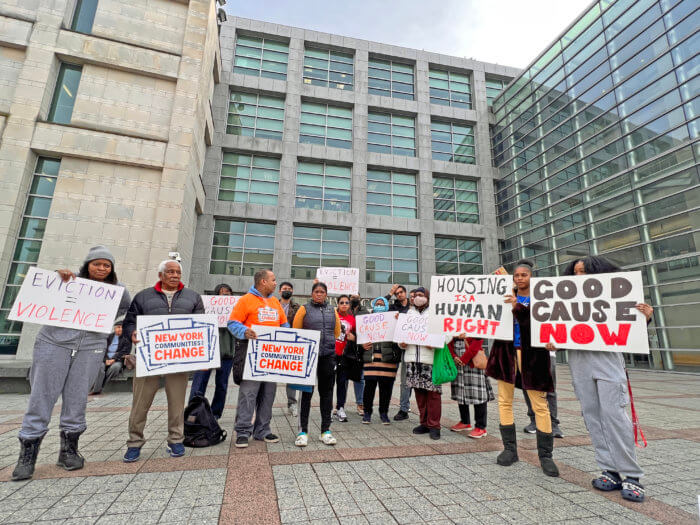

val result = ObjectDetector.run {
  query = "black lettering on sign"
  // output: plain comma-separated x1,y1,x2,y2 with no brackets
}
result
556,280,576,300
583,278,602,298
616,301,636,321
611,277,633,299
592,300,610,323
533,280,553,300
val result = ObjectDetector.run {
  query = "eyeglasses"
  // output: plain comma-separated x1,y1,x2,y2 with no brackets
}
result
338,301,350,305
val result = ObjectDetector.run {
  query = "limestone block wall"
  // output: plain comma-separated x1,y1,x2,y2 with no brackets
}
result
0,47,25,114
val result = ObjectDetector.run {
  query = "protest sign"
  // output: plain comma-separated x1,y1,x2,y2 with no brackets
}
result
243,325,320,385
530,272,649,354
356,312,398,344
135,314,220,377
428,275,514,340
202,295,240,327
8,266,125,333
393,313,445,348
315,267,359,295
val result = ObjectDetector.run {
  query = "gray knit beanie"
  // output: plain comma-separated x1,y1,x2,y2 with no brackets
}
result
84,245,115,266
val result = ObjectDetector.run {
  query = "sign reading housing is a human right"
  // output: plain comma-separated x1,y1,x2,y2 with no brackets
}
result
530,272,649,354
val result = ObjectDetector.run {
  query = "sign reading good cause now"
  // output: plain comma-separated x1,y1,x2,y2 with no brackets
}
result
135,314,220,377
428,275,514,340
393,313,445,348
243,326,320,385
202,295,240,327
530,272,649,354
356,312,398,344
316,267,359,295
8,267,125,333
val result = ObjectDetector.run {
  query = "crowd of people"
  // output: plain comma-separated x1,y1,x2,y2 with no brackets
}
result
10,247,651,504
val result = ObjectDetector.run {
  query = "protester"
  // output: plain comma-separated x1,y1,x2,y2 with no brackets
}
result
403,287,443,440
11,246,131,481
333,295,356,422
384,284,412,421
361,297,400,424
89,322,125,395
119,260,204,462
278,281,301,417
293,282,341,446
551,255,652,502
228,269,287,448
188,283,236,419
348,293,367,415
485,259,559,477
523,357,563,438
448,335,493,438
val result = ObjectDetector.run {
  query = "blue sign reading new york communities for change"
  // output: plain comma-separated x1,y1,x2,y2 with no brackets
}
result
246,328,319,383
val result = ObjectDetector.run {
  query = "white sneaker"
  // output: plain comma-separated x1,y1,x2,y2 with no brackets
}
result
320,431,337,446
289,404,298,417
337,407,347,422
295,432,308,447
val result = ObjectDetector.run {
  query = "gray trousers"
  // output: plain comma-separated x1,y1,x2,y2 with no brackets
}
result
525,356,559,425
20,341,104,440
569,350,643,479
399,360,412,412
286,385,297,407
235,379,276,439
90,360,123,393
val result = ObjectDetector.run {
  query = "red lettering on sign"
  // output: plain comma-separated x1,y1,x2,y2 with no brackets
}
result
597,323,631,346
539,323,567,344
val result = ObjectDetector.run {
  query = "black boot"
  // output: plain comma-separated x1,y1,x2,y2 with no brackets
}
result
57,431,84,471
12,436,42,481
536,430,559,477
496,424,518,466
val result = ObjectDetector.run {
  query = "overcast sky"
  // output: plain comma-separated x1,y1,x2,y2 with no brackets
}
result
224,0,593,69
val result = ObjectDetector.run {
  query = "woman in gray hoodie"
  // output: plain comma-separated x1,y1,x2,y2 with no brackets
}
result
11,246,131,481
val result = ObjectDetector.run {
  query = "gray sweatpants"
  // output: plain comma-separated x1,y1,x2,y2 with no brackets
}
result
568,350,643,479
286,385,297,408
234,379,276,439
20,340,105,440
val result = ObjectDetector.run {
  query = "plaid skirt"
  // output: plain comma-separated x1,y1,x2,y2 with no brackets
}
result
451,366,495,405
406,362,442,394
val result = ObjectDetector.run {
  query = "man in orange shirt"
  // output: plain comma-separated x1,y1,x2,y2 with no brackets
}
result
228,269,287,448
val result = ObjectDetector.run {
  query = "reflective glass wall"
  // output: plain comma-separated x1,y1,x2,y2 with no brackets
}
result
491,0,699,370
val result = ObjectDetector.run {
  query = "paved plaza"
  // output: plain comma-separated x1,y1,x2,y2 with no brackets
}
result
0,367,698,524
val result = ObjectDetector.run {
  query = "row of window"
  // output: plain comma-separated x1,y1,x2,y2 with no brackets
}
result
219,153,480,223
209,219,484,284
234,34,507,107
227,91,476,163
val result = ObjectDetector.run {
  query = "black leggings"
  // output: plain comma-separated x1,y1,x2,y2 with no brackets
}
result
299,355,336,433
363,376,395,416
459,402,487,429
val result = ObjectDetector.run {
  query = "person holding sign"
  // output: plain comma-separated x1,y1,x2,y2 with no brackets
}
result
551,256,652,503
333,295,357,423
188,284,236,419
12,246,131,481
384,284,413,422
228,269,288,448
293,282,341,446
120,260,205,463
278,281,301,417
403,287,444,440
485,259,559,477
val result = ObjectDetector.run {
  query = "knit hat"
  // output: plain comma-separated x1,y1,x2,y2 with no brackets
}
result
412,286,429,299
84,245,115,266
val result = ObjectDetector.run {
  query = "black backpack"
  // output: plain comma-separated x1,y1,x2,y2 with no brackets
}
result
183,395,227,448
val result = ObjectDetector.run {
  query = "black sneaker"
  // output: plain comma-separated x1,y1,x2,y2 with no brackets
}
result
429,428,441,440
263,434,280,443
393,410,409,421
523,421,536,434
552,424,564,438
412,425,430,434
235,436,249,448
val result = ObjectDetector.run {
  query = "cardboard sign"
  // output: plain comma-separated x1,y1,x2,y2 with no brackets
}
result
315,267,359,295
202,295,240,327
8,266,125,333
243,325,320,385
393,313,445,348
135,314,220,377
530,272,649,354
428,275,514,340
356,312,398,344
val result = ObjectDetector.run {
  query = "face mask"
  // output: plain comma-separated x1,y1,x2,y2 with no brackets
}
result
413,296,428,307
350,298,360,308
280,290,293,300
373,304,388,313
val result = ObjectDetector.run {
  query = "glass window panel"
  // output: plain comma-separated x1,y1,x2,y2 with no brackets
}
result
47,64,82,124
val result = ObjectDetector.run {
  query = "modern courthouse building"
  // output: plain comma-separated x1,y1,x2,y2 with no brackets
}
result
0,0,698,372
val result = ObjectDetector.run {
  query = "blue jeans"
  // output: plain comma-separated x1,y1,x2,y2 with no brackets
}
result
189,358,234,418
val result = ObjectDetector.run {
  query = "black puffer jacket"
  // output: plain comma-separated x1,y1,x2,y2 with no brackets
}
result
115,282,204,360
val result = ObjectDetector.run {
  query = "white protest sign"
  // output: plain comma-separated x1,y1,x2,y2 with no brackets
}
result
135,314,220,377
202,295,240,327
530,272,649,354
356,312,398,344
243,325,320,385
315,267,359,295
8,266,125,334
428,275,514,340
393,313,445,348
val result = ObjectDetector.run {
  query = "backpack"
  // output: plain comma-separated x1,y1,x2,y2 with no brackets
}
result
183,395,227,448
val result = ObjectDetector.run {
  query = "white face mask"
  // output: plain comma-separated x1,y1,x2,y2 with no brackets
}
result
413,296,428,307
